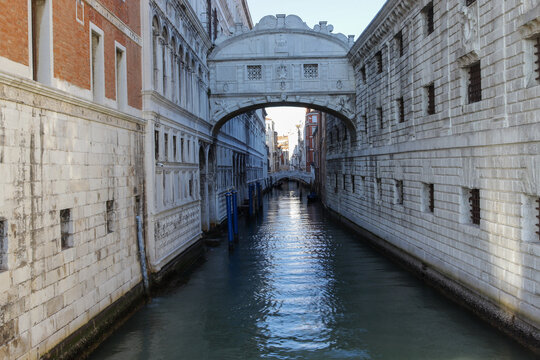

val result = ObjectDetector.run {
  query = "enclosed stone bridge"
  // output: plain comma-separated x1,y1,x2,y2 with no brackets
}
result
208,14,357,137
271,170,314,185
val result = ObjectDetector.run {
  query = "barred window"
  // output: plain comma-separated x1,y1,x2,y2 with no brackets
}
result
376,51,383,74
247,65,262,80
360,66,366,83
398,97,405,123
396,31,404,57
377,107,383,129
469,188,480,225
60,209,73,249
426,84,436,115
468,62,482,103
423,2,434,35
466,0,476,6
352,175,355,193
303,64,319,79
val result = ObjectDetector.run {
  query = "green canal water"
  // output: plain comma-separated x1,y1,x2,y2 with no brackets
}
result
90,183,536,359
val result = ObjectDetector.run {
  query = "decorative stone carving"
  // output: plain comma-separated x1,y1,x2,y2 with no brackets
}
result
458,4,479,51
276,64,287,79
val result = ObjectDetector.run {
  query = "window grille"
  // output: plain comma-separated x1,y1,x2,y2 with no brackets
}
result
376,178,382,201
363,115,368,132
376,52,383,74
427,84,435,115
352,175,355,193
536,197,540,241
247,65,262,80
398,97,405,123
106,200,115,233
377,107,383,129
343,174,346,190
303,64,319,79
396,31,404,57
60,209,73,249
466,0,476,6
469,188,480,225
154,130,159,160
424,2,434,35
468,62,482,103
535,37,540,82
429,183,435,213
335,173,338,193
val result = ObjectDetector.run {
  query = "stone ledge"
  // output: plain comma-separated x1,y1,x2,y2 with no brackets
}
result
324,205,540,356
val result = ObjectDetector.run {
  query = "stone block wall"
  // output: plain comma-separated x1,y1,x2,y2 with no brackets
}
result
326,0,540,331
0,75,145,359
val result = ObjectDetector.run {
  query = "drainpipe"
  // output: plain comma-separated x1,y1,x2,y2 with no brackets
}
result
136,215,150,296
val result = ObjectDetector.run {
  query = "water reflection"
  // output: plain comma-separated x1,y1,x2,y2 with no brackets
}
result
90,183,535,360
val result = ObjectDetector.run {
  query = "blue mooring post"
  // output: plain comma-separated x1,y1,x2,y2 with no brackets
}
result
232,190,238,240
257,182,262,208
248,184,254,216
226,192,234,249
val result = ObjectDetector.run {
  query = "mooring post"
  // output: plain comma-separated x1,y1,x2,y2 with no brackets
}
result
226,192,234,249
232,189,238,240
249,184,254,216
257,181,262,208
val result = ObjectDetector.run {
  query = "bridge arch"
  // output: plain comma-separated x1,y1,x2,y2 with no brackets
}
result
208,14,357,138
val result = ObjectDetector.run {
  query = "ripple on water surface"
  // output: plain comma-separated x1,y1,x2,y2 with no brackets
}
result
90,186,536,360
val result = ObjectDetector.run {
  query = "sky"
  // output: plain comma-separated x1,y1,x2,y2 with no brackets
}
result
247,0,387,135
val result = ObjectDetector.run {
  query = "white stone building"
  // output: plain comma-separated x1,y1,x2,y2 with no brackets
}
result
324,0,540,348
141,0,267,274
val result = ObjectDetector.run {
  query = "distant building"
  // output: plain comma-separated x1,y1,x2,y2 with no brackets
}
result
305,109,320,172
277,135,290,171
265,117,278,173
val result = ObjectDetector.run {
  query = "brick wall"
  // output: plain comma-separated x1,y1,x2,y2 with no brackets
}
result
0,0,29,65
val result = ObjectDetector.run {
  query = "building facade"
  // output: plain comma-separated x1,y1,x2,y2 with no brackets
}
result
141,0,266,273
305,109,320,172
0,0,145,358
324,0,540,344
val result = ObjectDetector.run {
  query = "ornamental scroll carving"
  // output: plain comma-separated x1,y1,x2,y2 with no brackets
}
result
458,4,479,51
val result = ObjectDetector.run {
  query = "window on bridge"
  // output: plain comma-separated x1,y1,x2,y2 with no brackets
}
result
303,64,319,79
426,84,436,115
467,62,482,103
247,65,262,80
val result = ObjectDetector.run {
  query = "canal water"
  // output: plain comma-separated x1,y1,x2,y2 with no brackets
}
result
90,183,535,359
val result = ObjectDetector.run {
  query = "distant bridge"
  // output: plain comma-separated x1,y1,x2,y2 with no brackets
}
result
271,170,314,185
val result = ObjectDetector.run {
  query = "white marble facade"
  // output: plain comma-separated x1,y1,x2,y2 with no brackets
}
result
142,0,266,272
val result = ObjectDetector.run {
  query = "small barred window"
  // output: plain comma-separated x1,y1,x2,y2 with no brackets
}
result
247,65,262,80
303,64,319,79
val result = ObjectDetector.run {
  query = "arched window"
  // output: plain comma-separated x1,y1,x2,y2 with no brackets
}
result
161,27,169,97
152,17,160,90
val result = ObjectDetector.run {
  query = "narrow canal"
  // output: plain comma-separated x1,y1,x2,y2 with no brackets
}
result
91,183,535,359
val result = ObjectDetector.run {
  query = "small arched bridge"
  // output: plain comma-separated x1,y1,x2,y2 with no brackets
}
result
208,14,357,138
271,170,314,185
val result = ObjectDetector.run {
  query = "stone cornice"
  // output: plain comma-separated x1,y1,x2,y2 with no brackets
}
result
348,0,415,66
0,72,145,129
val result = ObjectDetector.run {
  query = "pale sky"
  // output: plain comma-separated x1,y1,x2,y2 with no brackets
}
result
247,0,387,135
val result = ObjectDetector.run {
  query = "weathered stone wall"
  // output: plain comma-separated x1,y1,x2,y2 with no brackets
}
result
325,0,540,336
0,74,145,358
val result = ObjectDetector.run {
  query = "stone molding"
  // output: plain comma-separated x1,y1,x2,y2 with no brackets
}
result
348,0,415,66
0,72,145,129
85,0,142,46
